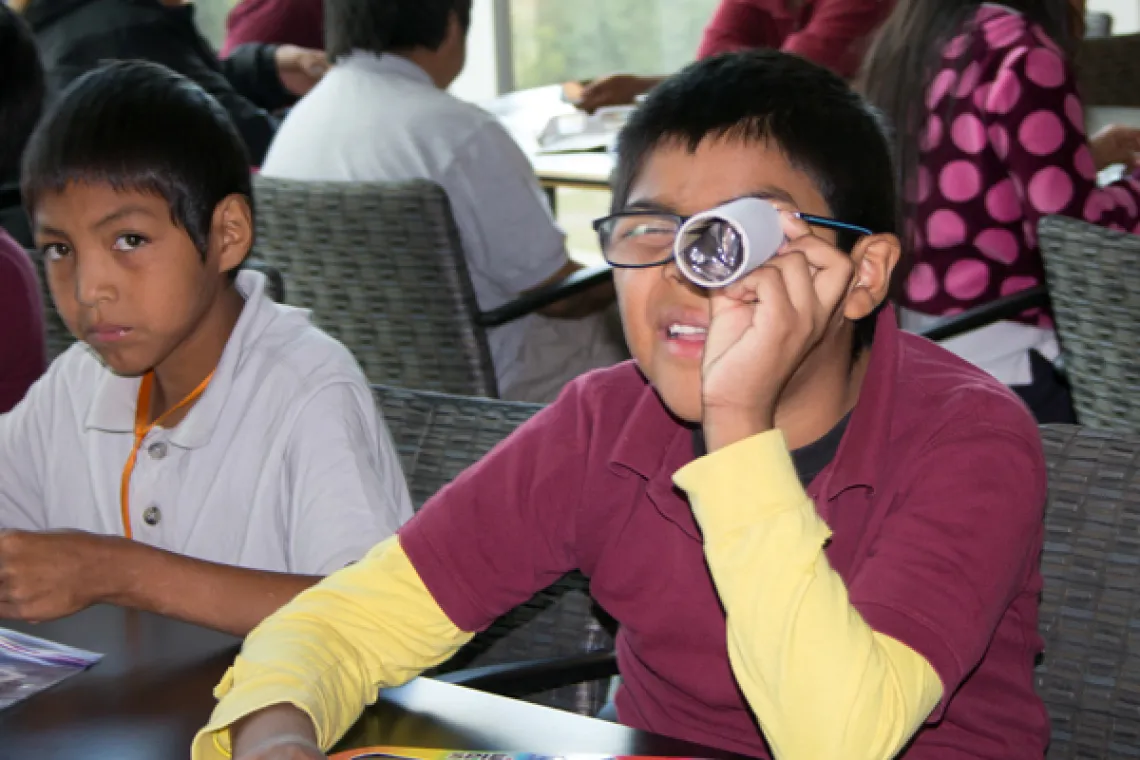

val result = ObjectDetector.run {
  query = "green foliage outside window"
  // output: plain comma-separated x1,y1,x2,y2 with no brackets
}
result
510,0,719,89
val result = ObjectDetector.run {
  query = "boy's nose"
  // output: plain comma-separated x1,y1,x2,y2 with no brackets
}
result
73,252,118,307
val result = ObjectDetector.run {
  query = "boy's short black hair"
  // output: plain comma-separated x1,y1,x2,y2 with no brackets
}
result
21,60,253,260
613,50,900,355
325,0,473,63
0,4,45,183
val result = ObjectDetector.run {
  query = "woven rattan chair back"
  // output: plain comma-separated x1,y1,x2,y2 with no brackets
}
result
1038,216,1140,432
252,176,497,397
373,383,613,715
1039,425,1140,758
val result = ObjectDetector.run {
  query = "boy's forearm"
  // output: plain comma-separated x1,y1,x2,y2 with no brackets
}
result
192,537,473,760
674,432,942,760
107,541,320,636
232,704,320,759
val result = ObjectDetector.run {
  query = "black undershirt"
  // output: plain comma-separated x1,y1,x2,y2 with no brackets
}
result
691,413,852,487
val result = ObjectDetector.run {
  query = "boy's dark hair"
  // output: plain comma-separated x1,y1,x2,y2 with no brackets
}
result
21,60,253,261
325,0,473,63
0,4,45,184
613,50,900,355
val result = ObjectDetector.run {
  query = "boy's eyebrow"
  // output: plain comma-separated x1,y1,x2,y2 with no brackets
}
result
622,198,679,214
622,187,802,215
741,187,799,207
91,204,159,231
33,222,68,239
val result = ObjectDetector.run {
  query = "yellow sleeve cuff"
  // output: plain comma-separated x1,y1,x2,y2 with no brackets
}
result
674,429,818,539
190,536,472,760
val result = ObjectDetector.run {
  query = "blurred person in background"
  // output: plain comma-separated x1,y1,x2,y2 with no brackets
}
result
222,0,324,55
17,0,328,164
263,0,628,403
861,0,1140,423
575,0,893,113
0,3,47,410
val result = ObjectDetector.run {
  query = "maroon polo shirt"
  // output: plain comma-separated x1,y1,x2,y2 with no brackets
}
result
696,0,893,79
400,307,1049,758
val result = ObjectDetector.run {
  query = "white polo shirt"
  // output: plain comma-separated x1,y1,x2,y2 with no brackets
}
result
0,270,414,575
261,52,626,402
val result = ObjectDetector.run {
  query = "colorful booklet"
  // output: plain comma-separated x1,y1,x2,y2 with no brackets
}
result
331,749,706,760
0,627,102,711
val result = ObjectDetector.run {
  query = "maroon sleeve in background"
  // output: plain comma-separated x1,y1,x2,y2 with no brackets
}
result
697,0,785,59
697,0,892,79
222,0,325,57
781,0,894,79
0,230,46,413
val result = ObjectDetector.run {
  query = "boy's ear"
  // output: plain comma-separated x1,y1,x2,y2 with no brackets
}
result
843,233,901,322
210,194,254,275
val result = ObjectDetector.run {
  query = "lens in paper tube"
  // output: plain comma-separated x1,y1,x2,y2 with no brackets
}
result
673,198,785,288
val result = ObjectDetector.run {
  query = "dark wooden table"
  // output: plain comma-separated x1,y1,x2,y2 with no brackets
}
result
0,606,741,760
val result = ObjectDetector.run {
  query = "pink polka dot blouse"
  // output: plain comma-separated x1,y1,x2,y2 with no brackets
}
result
900,5,1140,326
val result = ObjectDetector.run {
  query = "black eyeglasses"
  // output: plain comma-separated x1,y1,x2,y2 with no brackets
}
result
592,210,874,269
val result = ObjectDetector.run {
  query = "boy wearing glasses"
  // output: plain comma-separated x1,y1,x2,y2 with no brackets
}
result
196,50,1048,760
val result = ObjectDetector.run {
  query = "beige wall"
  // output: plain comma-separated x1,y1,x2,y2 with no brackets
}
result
1088,0,1140,34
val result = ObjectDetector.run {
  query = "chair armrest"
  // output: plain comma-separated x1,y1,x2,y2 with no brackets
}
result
432,651,618,697
476,265,613,328
916,285,1050,342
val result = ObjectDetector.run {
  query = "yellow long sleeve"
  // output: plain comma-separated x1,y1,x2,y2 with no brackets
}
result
673,430,944,760
191,536,473,760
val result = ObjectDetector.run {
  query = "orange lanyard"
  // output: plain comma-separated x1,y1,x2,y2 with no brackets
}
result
119,370,213,539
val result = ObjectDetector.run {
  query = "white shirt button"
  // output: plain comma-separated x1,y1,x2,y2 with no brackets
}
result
147,441,168,460
142,505,162,526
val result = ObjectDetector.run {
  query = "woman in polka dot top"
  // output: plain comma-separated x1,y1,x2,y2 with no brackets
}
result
862,0,1140,423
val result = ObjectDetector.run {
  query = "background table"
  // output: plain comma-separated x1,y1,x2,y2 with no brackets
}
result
1,607,743,760
483,85,615,193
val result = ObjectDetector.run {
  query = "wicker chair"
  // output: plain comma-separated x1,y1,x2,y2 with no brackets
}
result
1037,216,1140,432
371,384,616,717
1039,425,1140,759
1078,32,1140,107
28,251,285,362
252,176,611,397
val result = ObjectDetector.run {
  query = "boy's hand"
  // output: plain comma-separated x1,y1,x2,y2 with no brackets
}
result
0,530,122,622
1091,124,1140,171
701,211,854,451
274,45,329,97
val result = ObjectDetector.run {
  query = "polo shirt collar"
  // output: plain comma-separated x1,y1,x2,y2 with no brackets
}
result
608,305,903,501
608,371,693,482
816,306,901,501
342,50,434,88
85,270,279,449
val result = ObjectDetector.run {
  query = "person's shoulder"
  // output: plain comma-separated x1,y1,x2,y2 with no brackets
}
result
238,301,369,396
31,342,109,411
893,331,1041,450
412,90,504,148
543,361,657,430
969,5,1064,71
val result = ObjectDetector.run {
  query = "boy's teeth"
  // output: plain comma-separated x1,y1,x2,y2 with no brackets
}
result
668,324,708,338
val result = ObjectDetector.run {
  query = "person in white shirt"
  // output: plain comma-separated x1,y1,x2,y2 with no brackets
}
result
261,0,627,402
0,60,413,636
